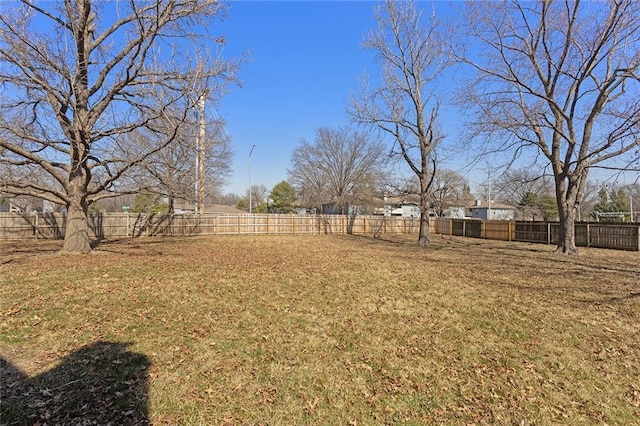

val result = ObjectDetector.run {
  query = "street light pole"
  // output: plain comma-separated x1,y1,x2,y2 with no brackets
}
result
249,144,256,214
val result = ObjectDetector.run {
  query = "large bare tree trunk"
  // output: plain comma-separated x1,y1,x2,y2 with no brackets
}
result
418,208,431,247
556,202,577,254
418,175,431,246
555,177,579,255
63,178,92,253
61,2,92,254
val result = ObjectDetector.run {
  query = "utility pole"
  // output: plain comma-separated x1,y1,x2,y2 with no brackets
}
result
197,92,206,214
249,144,256,213
486,167,492,221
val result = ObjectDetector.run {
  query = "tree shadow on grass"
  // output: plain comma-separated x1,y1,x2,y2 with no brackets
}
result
1,341,150,425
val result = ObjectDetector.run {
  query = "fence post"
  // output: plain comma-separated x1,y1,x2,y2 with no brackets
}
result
547,222,551,245
238,215,241,235
508,220,512,242
34,211,39,239
586,222,590,247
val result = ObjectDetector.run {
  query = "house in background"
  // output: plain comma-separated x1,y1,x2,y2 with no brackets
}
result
0,196,53,213
377,194,426,218
469,200,516,220
320,203,367,216
443,206,466,219
390,203,420,217
174,202,244,215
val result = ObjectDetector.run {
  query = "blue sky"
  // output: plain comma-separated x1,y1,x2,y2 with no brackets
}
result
216,1,384,195
215,0,476,196
212,1,638,198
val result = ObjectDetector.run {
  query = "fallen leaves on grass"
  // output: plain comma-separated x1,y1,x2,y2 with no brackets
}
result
1,235,638,424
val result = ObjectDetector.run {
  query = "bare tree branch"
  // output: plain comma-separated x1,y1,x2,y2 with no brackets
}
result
351,0,448,246
288,127,386,214
0,0,243,252
458,0,640,254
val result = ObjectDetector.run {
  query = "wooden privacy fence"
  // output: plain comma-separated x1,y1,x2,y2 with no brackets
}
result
2,213,637,251
435,218,640,251
0,212,429,240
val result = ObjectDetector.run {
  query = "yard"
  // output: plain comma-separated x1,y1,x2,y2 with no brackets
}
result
1,235,639,424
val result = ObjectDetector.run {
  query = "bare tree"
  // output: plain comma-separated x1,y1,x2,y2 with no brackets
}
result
288,126,385,214
351,0,448,246
134,108,232,213
492,168,554,207
459,0,640,254
213,192,242,206
0,0,242,252
431,169,470,217
624,182,640,222
245,184,269,212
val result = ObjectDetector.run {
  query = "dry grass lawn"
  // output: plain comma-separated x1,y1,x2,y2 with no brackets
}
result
1,234,639,425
